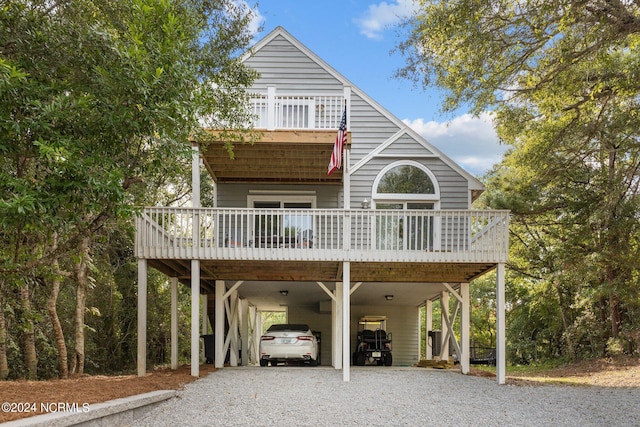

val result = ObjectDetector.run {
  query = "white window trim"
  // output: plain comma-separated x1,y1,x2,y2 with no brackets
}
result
247,194,317,208
371,161,442,250
371,160,441,201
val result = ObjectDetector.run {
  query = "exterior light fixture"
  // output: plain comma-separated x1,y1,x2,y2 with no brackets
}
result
361,198,370,209
280,290,289,296
385,295,394,301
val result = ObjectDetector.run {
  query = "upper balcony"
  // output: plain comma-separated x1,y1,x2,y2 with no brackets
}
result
250,88,348,131
198,90,351,185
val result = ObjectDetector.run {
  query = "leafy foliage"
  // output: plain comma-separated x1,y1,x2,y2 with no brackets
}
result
0,0,257,378
400,0,640,362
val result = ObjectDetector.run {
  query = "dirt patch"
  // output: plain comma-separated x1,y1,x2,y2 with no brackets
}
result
470,356,640,387
0,364,217,423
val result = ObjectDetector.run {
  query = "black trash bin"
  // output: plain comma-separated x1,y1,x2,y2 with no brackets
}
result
428,330,441,357
201,334,214,364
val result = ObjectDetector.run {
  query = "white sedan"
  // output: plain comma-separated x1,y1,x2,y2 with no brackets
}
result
259,324,318,366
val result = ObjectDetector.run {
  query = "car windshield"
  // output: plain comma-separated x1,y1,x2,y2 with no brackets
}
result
266,324,310,332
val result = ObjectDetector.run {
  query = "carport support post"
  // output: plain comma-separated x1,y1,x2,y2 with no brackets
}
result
137,259,147,377
342,262,350,382
215,280,225,368
240,298,249,366
191,259,200,377
425,299,433,360
496,263,506,384
460,282,470,374
333,281,343,369
171,277,179,370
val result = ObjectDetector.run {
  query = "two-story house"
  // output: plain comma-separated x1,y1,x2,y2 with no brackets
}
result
135,27,509,383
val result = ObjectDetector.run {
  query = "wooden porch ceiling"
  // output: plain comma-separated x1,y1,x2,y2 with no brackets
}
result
148,258,497,293
200,130,351,184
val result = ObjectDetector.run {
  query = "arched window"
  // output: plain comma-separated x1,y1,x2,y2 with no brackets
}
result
372,161,440,204
371,161,440,250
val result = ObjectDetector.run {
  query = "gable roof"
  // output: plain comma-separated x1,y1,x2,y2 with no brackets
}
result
243,26,485,195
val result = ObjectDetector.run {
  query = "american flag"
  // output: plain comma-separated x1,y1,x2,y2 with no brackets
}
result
328,106,347,176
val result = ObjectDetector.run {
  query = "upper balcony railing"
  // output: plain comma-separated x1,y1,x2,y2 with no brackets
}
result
250,87,349,131
135,208,509,264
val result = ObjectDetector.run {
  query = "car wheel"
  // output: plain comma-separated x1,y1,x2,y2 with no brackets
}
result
309,358,318,367
354,352,366,366
270,360,278,367
259,359,268,367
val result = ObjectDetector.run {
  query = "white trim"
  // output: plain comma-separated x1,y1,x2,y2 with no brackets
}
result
350,129,438,174
372,160,441,202
247,194,317,208
249,190,316,195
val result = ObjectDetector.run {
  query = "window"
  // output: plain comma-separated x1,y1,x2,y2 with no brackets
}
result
248,194,316,248
372,162,440,251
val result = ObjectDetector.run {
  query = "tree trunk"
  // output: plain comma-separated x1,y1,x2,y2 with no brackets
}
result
0,288,9,380
19,282,38,380
554,281,575,360
609,292,621,339
47,233,69,378
70,235,90,375
48,268,69,378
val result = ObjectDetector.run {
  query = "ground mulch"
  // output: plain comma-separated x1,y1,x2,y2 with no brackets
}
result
0,364,216,423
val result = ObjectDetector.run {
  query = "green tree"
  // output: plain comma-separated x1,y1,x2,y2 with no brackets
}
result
399,0,640,360
1,0,257,378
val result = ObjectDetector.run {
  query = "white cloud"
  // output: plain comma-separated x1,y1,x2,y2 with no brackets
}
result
234,1,265,37
404,112,507,176
355,0,418,40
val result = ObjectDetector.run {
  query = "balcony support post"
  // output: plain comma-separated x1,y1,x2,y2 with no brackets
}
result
267,86,276,130
215,280,225,368
190,259,200,377
170,277,179,370
460,282,470,374
425,299,433,360
496,262,506,384
137,259,147,377
333,281,343,370
240,297,249,366
342,261,351,382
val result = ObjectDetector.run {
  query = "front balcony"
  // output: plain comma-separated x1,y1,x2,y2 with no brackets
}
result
136,208,509,279
249,88,347,131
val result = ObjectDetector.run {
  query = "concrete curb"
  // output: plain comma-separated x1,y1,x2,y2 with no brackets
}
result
3,390,176,427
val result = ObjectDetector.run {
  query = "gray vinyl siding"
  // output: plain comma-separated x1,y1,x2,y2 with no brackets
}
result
288,305,332,366
350,305,420,367
245,35,343,93
348,93,402,164
288,303,420,367
217,184,341,209
351,159,470,210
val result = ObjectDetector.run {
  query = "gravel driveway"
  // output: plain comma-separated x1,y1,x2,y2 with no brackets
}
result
134,366,640,426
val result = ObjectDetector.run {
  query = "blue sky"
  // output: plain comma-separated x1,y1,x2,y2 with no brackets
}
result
245,0,507,177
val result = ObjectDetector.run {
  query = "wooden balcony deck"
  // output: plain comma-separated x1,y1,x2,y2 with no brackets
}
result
136,208,509,288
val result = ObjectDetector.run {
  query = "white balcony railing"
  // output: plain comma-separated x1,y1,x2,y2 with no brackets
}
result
135,208,509,264
250,89,347,131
